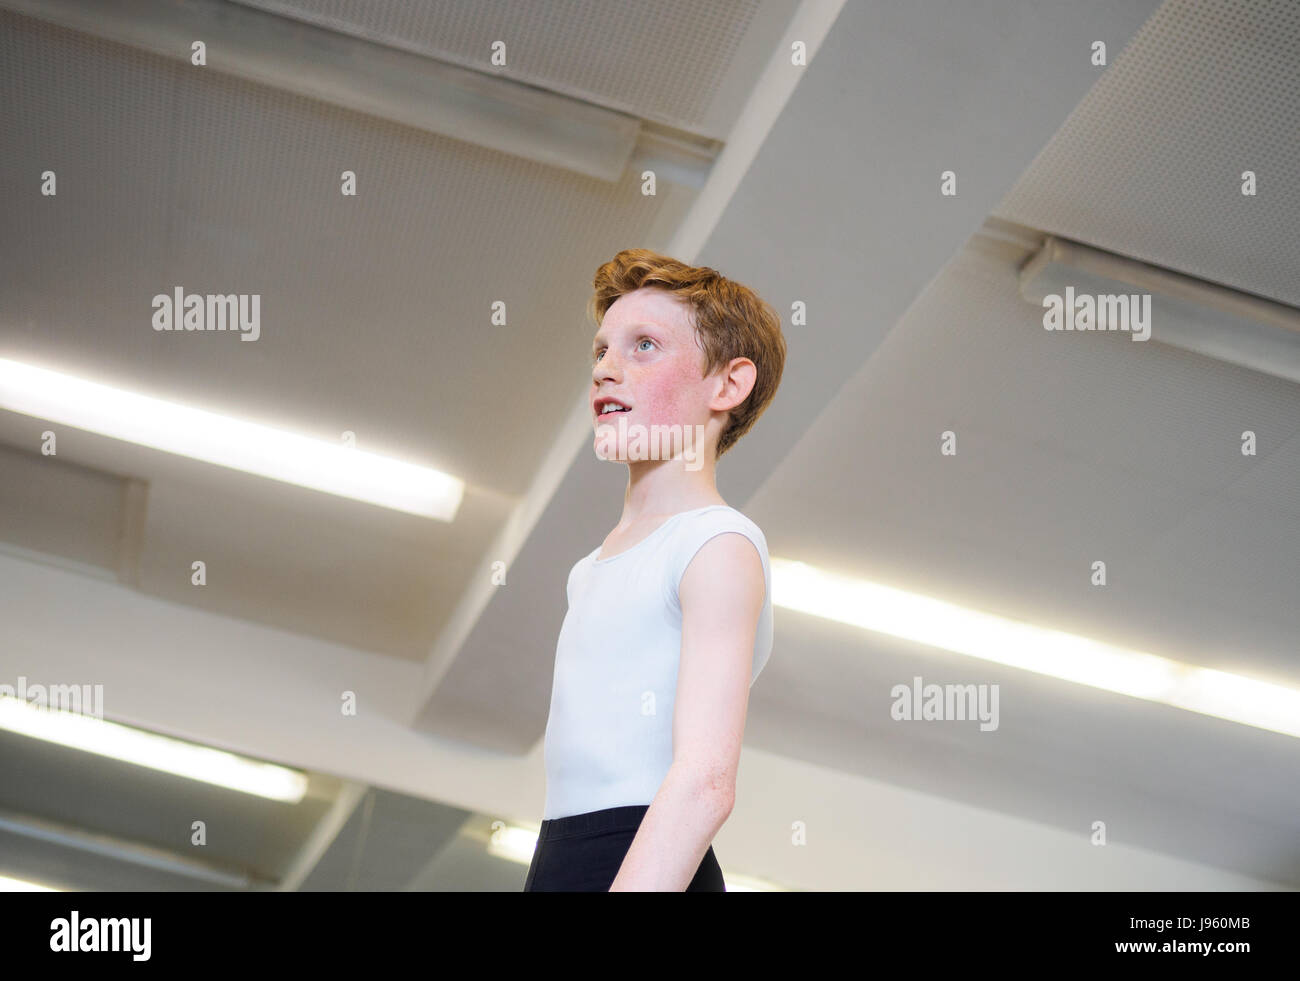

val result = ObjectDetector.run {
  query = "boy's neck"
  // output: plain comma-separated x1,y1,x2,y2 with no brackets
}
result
618,459,726,524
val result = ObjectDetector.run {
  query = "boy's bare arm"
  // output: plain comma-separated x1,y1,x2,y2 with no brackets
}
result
609,533,764,890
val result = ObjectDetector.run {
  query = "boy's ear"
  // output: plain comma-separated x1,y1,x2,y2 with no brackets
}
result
723,358,757,410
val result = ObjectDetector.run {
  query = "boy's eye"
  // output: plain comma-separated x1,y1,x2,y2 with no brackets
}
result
593,338,652,362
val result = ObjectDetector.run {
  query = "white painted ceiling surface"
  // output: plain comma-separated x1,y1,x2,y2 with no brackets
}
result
231,0,796,139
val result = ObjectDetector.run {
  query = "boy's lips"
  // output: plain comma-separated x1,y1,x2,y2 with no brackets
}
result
593,395,634,418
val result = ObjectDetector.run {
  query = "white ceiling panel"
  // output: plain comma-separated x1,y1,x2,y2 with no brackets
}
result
994,0,1300,306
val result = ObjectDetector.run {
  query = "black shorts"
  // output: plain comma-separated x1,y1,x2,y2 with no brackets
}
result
523,803,725,892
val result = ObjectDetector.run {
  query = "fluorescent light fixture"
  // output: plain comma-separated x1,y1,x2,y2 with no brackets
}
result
722,872,786,892
1020,235,1300,384
0,696,309,803
0,873,59,891
0,358,464,520
486,824,540,866
771,558,1300,739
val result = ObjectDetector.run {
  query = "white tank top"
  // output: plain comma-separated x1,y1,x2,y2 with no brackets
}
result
542,505,774,820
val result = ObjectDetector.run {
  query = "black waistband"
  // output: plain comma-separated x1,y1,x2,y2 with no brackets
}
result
537,804,651,841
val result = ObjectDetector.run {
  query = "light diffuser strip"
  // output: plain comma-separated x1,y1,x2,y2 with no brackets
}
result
0,358,463,520
771,558,1300,738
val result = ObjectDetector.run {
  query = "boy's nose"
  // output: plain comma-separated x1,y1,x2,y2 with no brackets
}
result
593,353,621,382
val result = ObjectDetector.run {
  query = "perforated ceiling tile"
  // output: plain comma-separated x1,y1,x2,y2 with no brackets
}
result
994,0,1300,308
231,0,762,135
0,9,675,499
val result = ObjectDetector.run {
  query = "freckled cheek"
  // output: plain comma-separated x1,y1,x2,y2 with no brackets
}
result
633,379,694,427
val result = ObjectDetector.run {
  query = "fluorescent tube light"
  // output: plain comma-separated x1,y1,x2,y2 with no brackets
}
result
0,358,463,520
0,696,309,803
486,824,540,866
771,558,1300,739
0,873,59,891
722,872,786,892
1019,236,1300,384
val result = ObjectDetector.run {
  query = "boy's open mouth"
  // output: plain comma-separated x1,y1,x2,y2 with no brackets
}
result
595,397,633,418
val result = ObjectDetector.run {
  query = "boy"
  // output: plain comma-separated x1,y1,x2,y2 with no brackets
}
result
525,249,787,891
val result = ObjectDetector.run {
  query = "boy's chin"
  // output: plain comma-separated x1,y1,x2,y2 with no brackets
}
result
593,431,646,462
592,425,700,465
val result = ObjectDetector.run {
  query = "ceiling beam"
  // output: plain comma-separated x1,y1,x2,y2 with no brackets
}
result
0,804,264,889
1,0,649,182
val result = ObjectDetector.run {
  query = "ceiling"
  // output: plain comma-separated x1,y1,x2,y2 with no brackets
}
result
0,0,1296,891
231,0,785,139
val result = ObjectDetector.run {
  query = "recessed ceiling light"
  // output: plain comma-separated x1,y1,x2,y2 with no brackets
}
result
772,558,1300,739
485,824,540,866
0,358,464,520
0,696,309,803
0,873,60,892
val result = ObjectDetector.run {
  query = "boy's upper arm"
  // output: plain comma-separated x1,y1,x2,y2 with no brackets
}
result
671,531,765,801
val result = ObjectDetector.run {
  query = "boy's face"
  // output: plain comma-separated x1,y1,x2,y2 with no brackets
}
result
590,287,721,461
